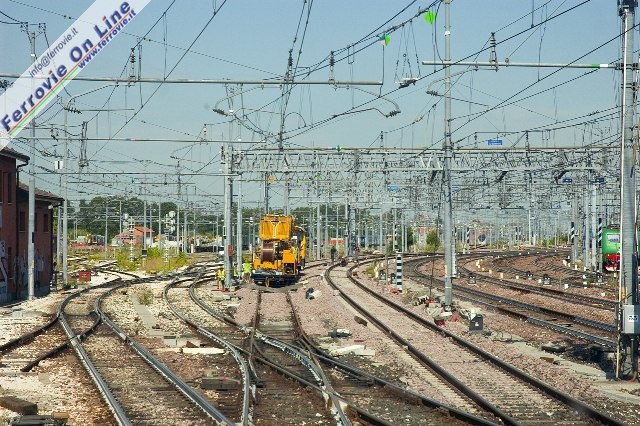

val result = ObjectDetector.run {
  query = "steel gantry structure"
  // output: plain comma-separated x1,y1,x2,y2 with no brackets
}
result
231,145,618,241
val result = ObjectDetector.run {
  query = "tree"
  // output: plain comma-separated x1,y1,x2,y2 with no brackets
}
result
426,229,440,253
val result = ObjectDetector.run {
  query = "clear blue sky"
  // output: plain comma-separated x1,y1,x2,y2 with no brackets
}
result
0,0,626,212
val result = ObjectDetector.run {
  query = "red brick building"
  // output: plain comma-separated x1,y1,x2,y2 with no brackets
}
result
0,149,62,303
113,226,154,247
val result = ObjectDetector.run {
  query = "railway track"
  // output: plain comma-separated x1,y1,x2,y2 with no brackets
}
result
0,305,70,373
492,251,611,290
466,254,617,309
188,265,342,424
162,266,251,424
51,267,234,425
325,257,624,425
0,270,123,373
241,258,496,425
408,256,617,349
285,284,500,425
190,259,492,424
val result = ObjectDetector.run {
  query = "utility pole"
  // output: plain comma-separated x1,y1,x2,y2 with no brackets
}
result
62,106,71,288
584,179,590,270
236,175,243,279
571,193,578,265
421,2,623,303
617,0,638,380
264,172,270,215
192,203,196,253
182,189,187,254
55,163,62,274
349,204,356,256
104,199,108,259
223,138,234,290
442,0,454,306
143,192,147,253
284,176,290,215
324,203,329,259
590,183,597,271
23,24,44,299
316,185,321,260
176,161,181,255
379,208,384,254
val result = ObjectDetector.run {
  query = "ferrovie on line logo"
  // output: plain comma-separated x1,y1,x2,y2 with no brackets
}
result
0,0,150,150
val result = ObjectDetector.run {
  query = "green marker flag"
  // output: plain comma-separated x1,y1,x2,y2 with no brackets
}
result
425,10,436,24
379,34,390,46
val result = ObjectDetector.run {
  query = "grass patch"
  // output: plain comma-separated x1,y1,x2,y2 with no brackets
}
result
136,286,154,306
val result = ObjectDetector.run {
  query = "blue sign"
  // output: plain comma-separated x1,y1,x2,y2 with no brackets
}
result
452,185,460,192
561,177,573,184
594,176,605,184
387,185,400,191
488,139,503,146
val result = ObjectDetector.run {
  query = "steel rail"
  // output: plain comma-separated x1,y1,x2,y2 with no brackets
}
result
415,271,617,348
366,258,626,426
325,262,519,426
164,269,252,426
189,268,353,424
463,259,617,309
187,272,343,419
0,314,59,353
493,251,604,286
194,260,499,425
416,259,618,339
285,292,352,426
307,346,501,426
96,273,235,426
57,280,131,426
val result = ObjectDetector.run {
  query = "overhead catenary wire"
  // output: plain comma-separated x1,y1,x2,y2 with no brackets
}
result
1,0,620,216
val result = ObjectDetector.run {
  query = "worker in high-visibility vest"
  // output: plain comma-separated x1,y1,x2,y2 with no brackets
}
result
216,268,225,284
242,262,252,284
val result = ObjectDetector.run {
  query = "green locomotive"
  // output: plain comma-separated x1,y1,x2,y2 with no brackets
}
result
601,226,640,272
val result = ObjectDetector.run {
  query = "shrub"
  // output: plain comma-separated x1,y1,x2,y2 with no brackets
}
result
146,246,163,259
116,249,138,271
137,287,154,305
175,251,187,267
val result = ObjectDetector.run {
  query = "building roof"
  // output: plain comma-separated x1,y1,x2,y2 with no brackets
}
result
17,183,63,203
0,147,29,163
115,226,155,238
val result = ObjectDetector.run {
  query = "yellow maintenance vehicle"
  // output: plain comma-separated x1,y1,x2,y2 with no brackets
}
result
251,214,306,286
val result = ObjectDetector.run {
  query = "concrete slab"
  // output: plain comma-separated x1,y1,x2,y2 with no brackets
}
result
38,373,51,384
128,293,157,329
181,347,226,355
202,376,241,390
329,344,375,356
163,335,177,346
163,336,203,347
10,310,46,318
209,292,232,302
0,396,38,415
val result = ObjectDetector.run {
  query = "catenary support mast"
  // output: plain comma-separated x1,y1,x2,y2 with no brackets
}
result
617,0,638,380
442,0,454,306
